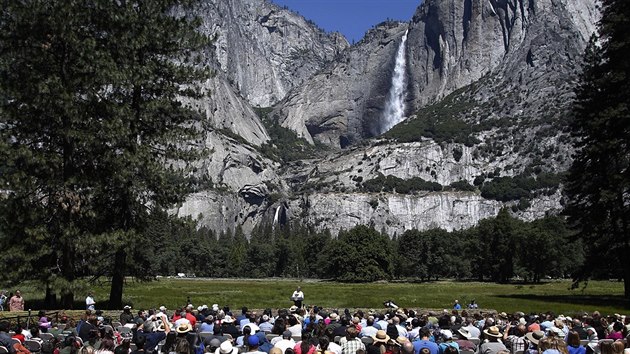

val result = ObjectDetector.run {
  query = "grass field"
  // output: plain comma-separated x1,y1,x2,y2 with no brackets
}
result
6,279,626,317
69,278,628,316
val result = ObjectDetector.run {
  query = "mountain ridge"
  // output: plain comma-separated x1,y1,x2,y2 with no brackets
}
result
176,0,600,236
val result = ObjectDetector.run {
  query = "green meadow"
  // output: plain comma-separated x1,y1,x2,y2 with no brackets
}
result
74,278,627,315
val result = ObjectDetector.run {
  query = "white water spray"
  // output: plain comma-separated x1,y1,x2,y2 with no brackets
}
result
380,30,409,134
273,205,281,225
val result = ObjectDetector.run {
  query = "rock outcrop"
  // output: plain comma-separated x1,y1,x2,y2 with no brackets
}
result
406,0,599,107
175,0,601,237
195,0,349,107
276,22,408,147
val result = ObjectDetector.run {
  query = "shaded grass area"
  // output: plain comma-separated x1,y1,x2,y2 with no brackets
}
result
76,279,628,315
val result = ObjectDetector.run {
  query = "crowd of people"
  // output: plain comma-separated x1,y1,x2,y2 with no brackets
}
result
0,298,628,354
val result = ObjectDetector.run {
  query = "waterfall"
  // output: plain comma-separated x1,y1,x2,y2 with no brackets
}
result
380,30,409,134
273,205,281,225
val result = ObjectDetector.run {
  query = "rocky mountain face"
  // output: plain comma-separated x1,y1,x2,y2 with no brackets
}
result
195,0,348,108
275,22,409,147
176,0,600,237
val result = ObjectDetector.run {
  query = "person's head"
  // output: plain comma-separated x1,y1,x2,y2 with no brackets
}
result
612,341,625,354
175,337,191,354
443,347,458,354
402,342,414,354
135,335,146,350
567,331,580,347
101,338,115,351
319,337,330,351
613,322,624,332
79,347,94,354
420,328,431,339
15,290,21,297
297,287,301,291
346,326,358,339
247,335,260,350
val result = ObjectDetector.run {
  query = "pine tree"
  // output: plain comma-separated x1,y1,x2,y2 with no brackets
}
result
0,0,209,308
565,0,630,297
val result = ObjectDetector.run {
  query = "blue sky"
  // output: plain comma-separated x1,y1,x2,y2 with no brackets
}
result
271,0,422,43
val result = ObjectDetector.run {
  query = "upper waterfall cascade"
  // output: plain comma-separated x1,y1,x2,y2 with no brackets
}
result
379,30,409,134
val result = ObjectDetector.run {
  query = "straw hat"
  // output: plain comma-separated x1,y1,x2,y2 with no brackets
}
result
176,323,192,334
483,326,502,338
525,330,545,345
372,330,390,344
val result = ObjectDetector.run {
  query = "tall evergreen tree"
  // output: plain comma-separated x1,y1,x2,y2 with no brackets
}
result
0,0,209,308
565,0,630,297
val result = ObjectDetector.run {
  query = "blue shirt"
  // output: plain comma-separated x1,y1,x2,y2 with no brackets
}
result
413,340,439,354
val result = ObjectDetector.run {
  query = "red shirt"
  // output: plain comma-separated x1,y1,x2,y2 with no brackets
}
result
13,334,25,343
186,312,196,327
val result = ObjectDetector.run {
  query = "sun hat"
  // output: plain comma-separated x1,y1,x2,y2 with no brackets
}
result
212,304,219,311
483,326,502,338
457,328,471,339
123,305,131,310
289,305,298,313
222,315,234,323
156,321,166,332
441,330,453,340
548,327,564,337
262,315,270,322
525,330,545,345
176,323,192,334
372,330,390,344
159,306,167,312
216,341,239,354
329,313,338,320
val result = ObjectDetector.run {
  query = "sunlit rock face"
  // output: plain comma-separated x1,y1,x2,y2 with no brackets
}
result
177,0,599,236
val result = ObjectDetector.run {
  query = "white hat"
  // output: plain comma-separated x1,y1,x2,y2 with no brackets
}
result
159,306,167,312
123,305,132,310
223,315,234,324
441,330,453,340
212,304,219,311
216,341,238,354
243,323,260,333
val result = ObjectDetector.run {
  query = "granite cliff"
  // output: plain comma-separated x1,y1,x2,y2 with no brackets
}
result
176,0,600,236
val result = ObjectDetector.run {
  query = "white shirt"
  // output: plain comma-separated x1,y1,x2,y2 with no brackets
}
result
274,339,296,353
327,342,342,354
86,296,96,309
360,326,378,338
175,318,191,328
292,291,304,300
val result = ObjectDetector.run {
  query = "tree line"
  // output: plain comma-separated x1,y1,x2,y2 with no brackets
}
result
133,209,592,285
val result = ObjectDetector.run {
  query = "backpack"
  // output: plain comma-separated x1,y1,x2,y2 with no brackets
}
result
195,341,204,354
41,340,56,354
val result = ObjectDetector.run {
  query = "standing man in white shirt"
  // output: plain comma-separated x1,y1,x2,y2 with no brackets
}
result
86,292,96,311
291,286,304,309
